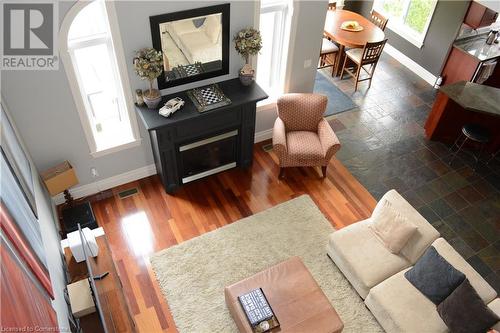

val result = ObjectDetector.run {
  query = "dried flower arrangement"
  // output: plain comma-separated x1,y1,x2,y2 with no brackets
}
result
133,47,163,98
233,28,262,64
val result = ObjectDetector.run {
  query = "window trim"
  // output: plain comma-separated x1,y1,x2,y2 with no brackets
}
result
256,0,293,100
372,0,438,48
59,0,141,158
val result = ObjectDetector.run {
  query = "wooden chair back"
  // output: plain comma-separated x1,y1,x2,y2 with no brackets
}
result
370,10,388,31
360,39,387,66
328,1,336,10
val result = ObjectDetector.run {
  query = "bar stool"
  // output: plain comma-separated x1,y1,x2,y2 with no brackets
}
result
449,124,491,170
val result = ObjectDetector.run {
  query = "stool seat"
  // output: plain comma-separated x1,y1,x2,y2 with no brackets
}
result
462,124,490,143
321,38,339,55
450,123,490,171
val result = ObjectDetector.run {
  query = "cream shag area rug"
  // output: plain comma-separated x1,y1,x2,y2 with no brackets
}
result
150,195,382,333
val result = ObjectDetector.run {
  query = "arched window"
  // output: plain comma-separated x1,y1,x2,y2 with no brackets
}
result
60,0,140,157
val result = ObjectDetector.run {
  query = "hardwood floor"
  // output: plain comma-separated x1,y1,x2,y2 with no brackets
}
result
87,140,376,332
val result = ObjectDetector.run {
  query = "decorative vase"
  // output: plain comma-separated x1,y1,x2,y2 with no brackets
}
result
143,89,162,109
135,89,144,106
239,63,255,86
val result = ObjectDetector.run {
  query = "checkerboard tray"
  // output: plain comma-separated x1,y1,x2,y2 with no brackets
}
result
187,84,232,113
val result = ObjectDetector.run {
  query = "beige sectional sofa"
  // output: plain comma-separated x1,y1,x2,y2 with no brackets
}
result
327,189,500,333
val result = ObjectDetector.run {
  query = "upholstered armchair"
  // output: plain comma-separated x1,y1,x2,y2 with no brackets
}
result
272,93,341,178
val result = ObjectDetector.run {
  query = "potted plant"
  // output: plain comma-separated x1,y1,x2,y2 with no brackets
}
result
133,47,163,109
233,28,262,86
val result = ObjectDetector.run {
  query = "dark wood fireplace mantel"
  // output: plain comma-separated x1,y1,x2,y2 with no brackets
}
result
136,78,268,193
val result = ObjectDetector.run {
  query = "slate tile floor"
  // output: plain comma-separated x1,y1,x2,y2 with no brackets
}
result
320,53,500,292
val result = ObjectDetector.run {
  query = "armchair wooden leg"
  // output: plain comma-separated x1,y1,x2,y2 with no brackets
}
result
279,167,285,179
321,166,327,178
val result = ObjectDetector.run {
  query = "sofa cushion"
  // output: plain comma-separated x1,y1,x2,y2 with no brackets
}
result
488,298,500,331
437,279,499,333
432,237,498,304
365,268,448,333
327,219,411,299
370,199,418,254
375,190,440,263
405,246,465,305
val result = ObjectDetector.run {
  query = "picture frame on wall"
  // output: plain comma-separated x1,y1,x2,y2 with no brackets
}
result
1,102,37,217
0,151,53,299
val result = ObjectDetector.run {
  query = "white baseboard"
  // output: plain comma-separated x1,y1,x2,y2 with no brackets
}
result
254,128,273,143
383,43,438,87
53,164,157,205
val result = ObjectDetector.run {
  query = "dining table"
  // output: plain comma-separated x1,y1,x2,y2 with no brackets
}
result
324,9,386,76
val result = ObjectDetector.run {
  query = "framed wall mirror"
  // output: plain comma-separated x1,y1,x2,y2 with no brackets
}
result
150,4,230,90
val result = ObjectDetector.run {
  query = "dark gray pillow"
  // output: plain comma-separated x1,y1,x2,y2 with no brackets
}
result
437,279,499,333
404,246,465,305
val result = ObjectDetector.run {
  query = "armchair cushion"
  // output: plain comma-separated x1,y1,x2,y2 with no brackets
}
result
286,131,324,162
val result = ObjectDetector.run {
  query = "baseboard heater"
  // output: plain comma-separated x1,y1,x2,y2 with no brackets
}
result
179,130,238,184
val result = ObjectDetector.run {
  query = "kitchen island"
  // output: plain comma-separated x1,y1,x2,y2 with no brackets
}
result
440,33,500,87
425,81,500,152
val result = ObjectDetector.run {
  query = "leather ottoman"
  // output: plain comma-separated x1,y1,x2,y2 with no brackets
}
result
225,256,344,333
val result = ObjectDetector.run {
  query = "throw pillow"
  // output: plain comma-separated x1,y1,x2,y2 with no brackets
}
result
438,279,499,333
369,199,418,254
404,246,465,305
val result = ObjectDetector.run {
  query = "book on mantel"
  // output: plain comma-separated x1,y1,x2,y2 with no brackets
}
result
238,288,279,333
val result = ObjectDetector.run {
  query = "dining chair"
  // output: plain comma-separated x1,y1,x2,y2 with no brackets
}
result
318,34,339,76
370,10,388,31
340,39,387,91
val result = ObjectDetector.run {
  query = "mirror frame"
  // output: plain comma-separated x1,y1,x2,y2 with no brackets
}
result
149,4,230,90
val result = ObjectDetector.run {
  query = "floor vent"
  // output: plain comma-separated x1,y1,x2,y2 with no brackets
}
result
262,143,273,152
118,188,139,199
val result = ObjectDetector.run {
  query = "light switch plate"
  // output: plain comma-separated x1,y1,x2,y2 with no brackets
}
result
304,59,312,68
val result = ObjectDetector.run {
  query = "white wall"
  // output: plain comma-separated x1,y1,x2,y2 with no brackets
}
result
2,0,327,190
286,1,328,93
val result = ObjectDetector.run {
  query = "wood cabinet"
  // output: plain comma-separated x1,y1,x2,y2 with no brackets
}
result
441,46,499,87
441,47,480,86
464,1,498,29
136,79,268,194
